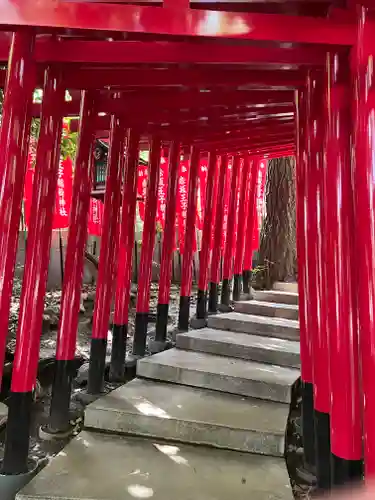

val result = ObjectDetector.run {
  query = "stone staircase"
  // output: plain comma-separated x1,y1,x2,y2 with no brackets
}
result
18,283,300,500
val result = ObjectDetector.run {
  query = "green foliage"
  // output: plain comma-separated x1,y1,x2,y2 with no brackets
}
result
1,87,77,165
29,90,78,160
61,117,78,160
28,117,78,162
61,131,78,160
33,88,43,103
31,117,40,139
250,262,272,289
252,264,269,276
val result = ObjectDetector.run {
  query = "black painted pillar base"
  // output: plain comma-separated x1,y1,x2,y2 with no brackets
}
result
109,323,128,382
208,282,218,313
302,381,316,467
155,303,169,342
2,391,33,474
242,269,252,295
87,338,107,395
220,278,231,306
233,274,242,301
178,295,190,332
314,409,332,492
196,289,207,319
48,359,76,432
150,304,173,352
331,454,363,487
191,290,208,329
219,278,233,312
132,312,149,357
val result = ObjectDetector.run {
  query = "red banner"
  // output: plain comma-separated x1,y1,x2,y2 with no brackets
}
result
23,150,36,227
176,160,189,253
234,158,244,242
88,197,104,236
253,159,267,251
137,164,148,222
23,153,73,230
157,157,168,229
196,159,208,230
137,157,208,243
54,156,73,229
175,160,198,253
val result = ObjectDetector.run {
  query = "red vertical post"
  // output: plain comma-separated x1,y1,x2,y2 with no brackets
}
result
353,7,375,480
220,155,242,309
110,128,141,380
87,115,126,394
2,66,64,475
47,91,97,433
305,71,331,491
178,147,200,331
242,159,261,296
208,155,230,313
232,155,252,301
133,137,162,356
0,30,35,389
209,156,221,253
325,51,362,485
295,89,315,470
151,140,181,351
194,151,219,325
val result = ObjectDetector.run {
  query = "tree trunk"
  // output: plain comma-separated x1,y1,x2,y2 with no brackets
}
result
256,156,297,288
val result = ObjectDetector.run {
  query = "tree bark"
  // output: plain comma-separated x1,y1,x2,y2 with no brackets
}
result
256,156,297,288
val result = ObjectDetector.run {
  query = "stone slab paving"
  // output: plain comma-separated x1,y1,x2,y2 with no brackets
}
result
137,348,299,403
208,312,299,341
17,431,293,500
17,286,301,500
273,282,299,294
177,328,300,368
234,300,299,320
85,378,289,456
253,290,298,305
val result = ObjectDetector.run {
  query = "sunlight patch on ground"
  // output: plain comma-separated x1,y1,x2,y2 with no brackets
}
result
133,397,171,419
127,484,154,498
153,444,190,467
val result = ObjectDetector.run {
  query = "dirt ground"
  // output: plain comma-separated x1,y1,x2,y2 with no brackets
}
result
0,271,187,469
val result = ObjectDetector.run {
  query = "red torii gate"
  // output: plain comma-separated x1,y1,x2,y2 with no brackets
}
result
0,0,373,496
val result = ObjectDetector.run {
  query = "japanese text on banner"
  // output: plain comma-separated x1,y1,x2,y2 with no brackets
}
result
157,157,168,229
196,159,208,231
137,164,148,222
176,160,198,253
88,198,104,236
23,153,73,230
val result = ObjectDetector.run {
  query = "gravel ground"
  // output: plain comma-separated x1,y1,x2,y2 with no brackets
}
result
0,271,189,469
285,380,316,499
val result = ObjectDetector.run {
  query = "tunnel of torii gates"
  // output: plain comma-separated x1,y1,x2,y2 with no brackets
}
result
1,0,375,494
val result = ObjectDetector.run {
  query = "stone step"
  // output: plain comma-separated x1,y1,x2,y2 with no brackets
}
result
137,348,299,403
17,431,293,500
207,312,299,341
273,282,299,294
234,300,299,320
85,378,289,456
176,328,300,368
253,290,298,305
